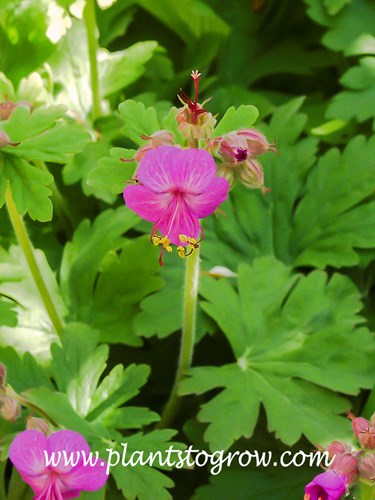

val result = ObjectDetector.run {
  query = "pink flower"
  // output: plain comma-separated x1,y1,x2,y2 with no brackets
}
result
123,146,229,264
9,429,108,499
349,413,375,449
304,470,347,500
120,130,175,165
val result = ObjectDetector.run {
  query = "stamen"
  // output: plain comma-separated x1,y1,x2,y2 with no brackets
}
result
235,148,248,162
191,70,201,103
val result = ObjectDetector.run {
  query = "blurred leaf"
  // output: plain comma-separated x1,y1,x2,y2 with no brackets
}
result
323,0,351,16
0,0,55,83
305,0,375,55
327,56,375,125
135,0,229,68
180,258,374,450
100,41,158,97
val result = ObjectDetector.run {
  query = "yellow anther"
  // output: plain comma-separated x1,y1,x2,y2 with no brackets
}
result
152,236,161,246
177,246,186,259
179,234,188,243
166,245,173,253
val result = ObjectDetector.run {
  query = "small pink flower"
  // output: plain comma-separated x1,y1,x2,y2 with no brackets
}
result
329,452,359,486
326,441,352,459
123,146,229,264
9,429,108,499
304,470,347,500
358,452,375,481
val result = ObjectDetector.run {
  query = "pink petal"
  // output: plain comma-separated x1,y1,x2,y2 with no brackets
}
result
46,430,90,474
59,460,108,493
137,146,182,192
137,147,217,193
155,195,200,245
185,176,229,218
123,184,172,223
9,430,48,477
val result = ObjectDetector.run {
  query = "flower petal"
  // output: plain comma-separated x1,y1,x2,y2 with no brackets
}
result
137,146,217,193
156,195,200,245
9,430,48,477
59,459,108,493
304,471,347,500
46,430,90,474
123,184,172,223
185,176,229,218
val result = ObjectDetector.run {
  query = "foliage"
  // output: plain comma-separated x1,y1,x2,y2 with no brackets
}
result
0,0,375,498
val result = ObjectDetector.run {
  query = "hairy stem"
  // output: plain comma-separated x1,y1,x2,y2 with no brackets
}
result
158,248,200,428
83,0,101,121
5,184,64,336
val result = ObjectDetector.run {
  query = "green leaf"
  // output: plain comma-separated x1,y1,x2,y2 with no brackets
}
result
90,236,163,344
0,346,53,393
23,387,106,439
327,56,375,125
118,100,160,144
3,157,53,221
203,98,375,269
180,258,375,450
0,295,17,326
0,245,66,360
63,140,113,203
193,468,316,500
51,324,108,417
135,0,229,68
212,105,259,138
305,0,375,55
86,147,137,203
323,0,351,16
100,41,159,97
89,363,151,421
111,430,180,500
60,207,140,338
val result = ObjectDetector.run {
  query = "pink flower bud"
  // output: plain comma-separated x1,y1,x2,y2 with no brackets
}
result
0,395,21,421
237,128,277,156
326,441,352,459
330,452,359,486
358,452,375,481
0,98,32,121
349,414,375,449
26,417,50,436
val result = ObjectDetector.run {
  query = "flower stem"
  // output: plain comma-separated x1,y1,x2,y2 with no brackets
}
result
5,184,64,336
158,247,200,428
83,0,101,121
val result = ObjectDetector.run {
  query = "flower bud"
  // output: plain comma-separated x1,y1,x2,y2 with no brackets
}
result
26,417,50,436
237,128,277,156
326,441,352,459
358,452,375,481
0,98,32,121
330,452,359,486
349,414,375,449
0,395,21,421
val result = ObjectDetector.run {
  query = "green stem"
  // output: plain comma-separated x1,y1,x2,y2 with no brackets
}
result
83,0,101,121
5,184,64,336
158,247,200,428
35,161,74,236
